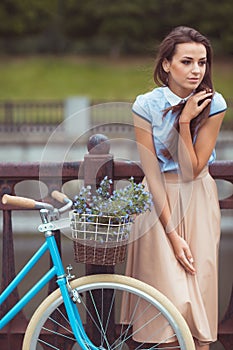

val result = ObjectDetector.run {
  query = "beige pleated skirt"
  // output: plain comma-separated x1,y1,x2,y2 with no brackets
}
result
121,167,221,346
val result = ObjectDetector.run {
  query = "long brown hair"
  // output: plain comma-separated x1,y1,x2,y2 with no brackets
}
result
154,26,213,159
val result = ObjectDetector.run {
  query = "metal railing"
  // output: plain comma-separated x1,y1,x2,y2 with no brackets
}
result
0,99,232,135
0,134,232,349
0,100,64,133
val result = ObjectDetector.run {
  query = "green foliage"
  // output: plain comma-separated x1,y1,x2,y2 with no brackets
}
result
0,0,57,36
72,176,152,243
0,0,232,55
73,176,152,217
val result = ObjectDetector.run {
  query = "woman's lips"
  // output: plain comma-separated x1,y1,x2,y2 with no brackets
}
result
188,78,200,83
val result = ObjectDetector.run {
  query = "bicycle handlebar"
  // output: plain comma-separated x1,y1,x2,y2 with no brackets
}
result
51,190,70,204
2,191,73,213
51,190,73,214
2,194,40,209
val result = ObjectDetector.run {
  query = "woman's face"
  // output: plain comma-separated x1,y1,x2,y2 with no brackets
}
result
163,42,207,98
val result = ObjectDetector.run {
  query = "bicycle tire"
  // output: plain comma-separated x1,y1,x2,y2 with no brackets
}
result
23,274,195,350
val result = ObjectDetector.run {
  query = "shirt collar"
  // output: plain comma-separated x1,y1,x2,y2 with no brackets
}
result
163,86,194,106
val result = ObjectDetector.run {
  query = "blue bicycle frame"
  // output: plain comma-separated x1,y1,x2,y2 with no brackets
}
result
0,228,98,350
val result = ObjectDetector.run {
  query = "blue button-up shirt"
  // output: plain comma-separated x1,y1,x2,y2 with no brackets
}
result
132,86,227,173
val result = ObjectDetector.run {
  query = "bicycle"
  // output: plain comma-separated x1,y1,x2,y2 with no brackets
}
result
0,191,195,349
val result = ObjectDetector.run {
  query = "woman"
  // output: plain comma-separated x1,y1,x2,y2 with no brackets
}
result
121,26,227,349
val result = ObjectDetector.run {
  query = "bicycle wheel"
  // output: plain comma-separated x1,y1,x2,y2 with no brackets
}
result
23,274,195,350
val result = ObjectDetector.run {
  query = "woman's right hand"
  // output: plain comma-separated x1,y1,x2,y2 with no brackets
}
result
168,232,196,275
180,90,213,122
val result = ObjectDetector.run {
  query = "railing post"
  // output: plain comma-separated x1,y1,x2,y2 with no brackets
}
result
64,97,90,137
4,102,13,127
219,286,233,350
0,186,28,348
83,134,114,277
82,134,115,343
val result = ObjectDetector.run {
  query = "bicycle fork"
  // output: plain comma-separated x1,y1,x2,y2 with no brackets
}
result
40,211,99,350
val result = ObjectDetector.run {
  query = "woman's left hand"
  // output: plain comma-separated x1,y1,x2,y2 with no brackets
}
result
168,231,196,275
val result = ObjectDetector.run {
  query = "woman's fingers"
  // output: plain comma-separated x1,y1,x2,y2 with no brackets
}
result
183,90,213,119
178,251,196,275
184,247,194,264
168,232,196,275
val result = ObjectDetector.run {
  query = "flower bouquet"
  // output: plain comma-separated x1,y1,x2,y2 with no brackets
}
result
70,176,152,265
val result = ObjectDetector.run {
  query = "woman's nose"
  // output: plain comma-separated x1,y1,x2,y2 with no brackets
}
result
192,63,201,73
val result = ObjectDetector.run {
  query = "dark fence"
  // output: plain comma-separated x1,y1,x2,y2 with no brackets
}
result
0,100,64,133
0,99,232,134
0,99,134,137
0,134,232,349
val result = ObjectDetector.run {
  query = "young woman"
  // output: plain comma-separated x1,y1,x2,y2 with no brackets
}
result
121,26,227,349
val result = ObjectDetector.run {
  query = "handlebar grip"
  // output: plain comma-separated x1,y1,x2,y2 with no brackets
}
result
2,194,37,209
51,190,70,204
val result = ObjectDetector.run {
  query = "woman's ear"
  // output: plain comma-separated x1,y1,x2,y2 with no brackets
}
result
162,59,170,73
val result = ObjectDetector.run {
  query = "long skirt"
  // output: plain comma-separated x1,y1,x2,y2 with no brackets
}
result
121,167,221,346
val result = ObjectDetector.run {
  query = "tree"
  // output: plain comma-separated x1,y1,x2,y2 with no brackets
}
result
0,0,232,56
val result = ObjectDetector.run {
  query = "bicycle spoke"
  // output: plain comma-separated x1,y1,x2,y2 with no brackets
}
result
24,276,193,350
88,290,112,349
101,289,116,344
38,338,61,350
56,306,70,325
40,326,76,341
46,316,74,335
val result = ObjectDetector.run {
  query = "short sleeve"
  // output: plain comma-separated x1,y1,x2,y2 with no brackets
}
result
209,92,227,117
132,94,152,123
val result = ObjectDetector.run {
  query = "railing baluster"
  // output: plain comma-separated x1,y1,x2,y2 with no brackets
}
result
0,135,232,349
0,209,28,348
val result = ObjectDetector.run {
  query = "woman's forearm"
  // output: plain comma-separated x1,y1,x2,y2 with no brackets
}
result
178,110,225,180
134,114,179,234
178,121,199,180
138,143,177,234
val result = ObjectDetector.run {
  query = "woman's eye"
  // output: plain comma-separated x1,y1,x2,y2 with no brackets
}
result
181,60,191,65
199,61,207,66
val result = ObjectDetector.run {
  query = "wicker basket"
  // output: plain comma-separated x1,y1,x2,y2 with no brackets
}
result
70,212,132,265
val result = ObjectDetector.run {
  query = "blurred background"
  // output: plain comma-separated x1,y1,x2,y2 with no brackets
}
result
0,0,232,57
0,0,232,101
0,1,232,349
0,0,232,160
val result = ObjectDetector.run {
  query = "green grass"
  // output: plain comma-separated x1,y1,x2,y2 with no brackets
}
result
0,55,232,123
212,60,233,99
0,56,155,101
0,55,232,99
